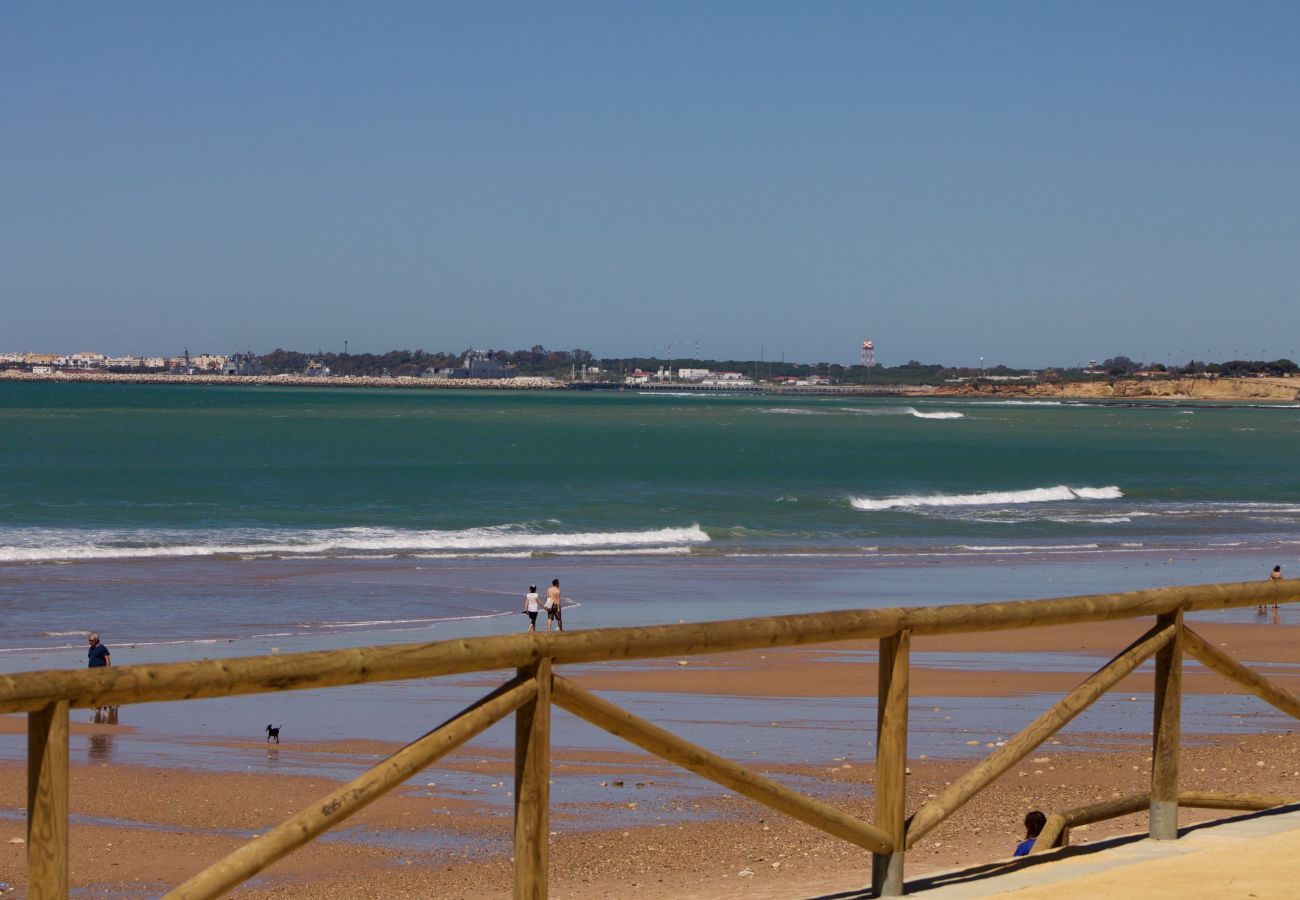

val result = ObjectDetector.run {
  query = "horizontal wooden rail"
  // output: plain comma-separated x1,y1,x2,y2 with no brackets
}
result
2,580,1295,715
1180,791,1295,811
1032,790,1297,853
166,676,536,900
906,622,1174,847
551,675,894,854
11,578,1300,899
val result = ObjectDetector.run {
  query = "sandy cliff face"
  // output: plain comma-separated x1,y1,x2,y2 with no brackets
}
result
934,377,1299,401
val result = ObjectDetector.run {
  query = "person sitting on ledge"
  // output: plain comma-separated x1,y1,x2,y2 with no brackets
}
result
1014,809,1047,857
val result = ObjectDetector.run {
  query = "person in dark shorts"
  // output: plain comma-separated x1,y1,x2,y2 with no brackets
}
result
1014,810,1046,856
523,585,540,632
545,579,563,631
87,633,110,668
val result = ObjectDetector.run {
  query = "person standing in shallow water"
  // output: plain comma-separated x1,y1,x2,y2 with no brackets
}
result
87,633,110,667
523,585,541,633
545,578,563,631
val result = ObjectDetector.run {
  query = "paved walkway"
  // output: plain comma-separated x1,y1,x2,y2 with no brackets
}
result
910,805,1300,899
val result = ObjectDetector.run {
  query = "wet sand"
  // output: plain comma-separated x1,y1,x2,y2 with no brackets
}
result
3,617,1300,896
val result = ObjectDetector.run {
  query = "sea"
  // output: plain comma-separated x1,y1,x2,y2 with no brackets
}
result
1,382,1298,831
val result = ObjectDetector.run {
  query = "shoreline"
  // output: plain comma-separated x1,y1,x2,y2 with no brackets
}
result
3,369,1296,402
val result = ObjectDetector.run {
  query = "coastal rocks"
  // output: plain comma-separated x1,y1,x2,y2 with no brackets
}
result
933,375,1299,402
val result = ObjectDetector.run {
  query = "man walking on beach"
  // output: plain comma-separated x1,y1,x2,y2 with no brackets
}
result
545,578,563,631
87,633,110,668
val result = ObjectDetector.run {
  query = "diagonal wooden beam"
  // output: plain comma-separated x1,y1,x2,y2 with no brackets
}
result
1183,626,1300,721
166,676,537,900
551,675,893,854
906,621,1175,848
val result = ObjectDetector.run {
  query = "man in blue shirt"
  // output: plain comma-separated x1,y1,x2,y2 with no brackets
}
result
87,633,110,668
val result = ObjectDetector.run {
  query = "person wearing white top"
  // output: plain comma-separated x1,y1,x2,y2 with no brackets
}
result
523,585,541,632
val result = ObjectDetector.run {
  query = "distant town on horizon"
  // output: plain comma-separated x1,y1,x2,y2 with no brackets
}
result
3,346,1296,388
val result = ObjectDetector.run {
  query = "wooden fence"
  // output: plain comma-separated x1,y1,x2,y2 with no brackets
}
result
3,578,1299,898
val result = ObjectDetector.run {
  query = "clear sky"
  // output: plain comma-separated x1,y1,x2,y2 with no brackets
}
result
4,2,1298,367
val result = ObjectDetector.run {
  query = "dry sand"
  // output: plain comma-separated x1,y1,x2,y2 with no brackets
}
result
3,617,1300,897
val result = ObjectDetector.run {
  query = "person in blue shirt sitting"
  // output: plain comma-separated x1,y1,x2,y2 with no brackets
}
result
1014,810,1047,857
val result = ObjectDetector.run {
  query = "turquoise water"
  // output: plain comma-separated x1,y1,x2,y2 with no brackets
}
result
1,382,1297,787
0,381,1297,663
2,382,1298,561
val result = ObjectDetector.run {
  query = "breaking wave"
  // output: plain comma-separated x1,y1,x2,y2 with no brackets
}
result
850,485,1123,511
842,406,965,420
0,524,711,563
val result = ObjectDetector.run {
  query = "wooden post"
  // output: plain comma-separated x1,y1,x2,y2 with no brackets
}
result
873,630,910,897
514,657,551,900
1150,609,1182,840
27,700,69,900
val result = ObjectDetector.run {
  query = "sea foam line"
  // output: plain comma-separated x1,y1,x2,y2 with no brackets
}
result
0,524,711,563
842,406,965,420
850,485,1123,511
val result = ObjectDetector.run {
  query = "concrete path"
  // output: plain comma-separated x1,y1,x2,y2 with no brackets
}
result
910,804,1300,899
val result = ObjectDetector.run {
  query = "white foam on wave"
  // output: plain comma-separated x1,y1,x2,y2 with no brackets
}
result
957,543,1101,551
761,407,828,416
0,524,711,563
841,406,964,420
850,485,1124,511
963,400,1066,407
910,409,964,419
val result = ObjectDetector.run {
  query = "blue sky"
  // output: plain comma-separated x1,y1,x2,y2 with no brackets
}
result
3,2,1297,367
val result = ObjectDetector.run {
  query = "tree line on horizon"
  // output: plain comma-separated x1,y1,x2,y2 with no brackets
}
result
251,347,1298,384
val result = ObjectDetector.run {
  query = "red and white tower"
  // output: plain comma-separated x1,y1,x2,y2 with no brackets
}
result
860,340,875,368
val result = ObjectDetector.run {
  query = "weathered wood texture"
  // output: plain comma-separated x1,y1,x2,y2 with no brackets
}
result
2,580,1294,714
166,677,535,900
1150,610,1183,839
1183,626,1300,720
1031,791,1296,854
551,675,893,854
514,659,551,900
906,623,1174,847
1180,791,1295,811
1030,813,1070,854
872,631,910,897
27,701,68,900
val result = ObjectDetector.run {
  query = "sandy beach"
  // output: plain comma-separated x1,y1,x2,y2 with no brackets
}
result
5,617,1300,897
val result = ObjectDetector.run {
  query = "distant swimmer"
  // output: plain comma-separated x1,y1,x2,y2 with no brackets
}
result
545,578,563,631
524,585,540,633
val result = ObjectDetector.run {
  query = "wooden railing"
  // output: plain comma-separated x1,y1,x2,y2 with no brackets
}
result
4,578,1299,898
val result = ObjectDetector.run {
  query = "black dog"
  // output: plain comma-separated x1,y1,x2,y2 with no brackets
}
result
266,724,280,743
